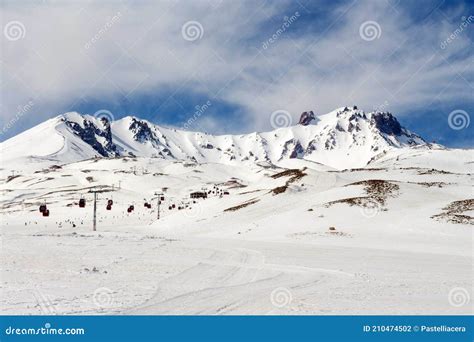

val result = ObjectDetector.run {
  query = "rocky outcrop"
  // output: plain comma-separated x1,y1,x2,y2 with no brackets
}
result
62,117,118,157
371,112,402,136
298,111,316,126
129,118,155,142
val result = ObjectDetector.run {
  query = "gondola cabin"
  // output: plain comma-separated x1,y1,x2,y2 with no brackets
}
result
42,209,50,217
108,199,113,206
106,204,112,210
39,204,47,213
79,198,86,208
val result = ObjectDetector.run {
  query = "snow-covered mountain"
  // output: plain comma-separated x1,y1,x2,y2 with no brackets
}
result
1,107,472,316
1,106,429,169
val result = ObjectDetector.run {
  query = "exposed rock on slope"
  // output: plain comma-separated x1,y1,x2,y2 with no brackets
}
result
431,199,474,225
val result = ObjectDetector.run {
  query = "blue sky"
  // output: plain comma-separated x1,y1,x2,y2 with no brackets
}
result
1,0,473,147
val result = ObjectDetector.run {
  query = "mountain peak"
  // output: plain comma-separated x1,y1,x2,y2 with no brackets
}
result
1,107,430,170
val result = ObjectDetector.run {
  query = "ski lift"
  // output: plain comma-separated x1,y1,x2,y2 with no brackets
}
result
79,198,86,208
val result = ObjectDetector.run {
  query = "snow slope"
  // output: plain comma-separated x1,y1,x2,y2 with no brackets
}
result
0,145,472,315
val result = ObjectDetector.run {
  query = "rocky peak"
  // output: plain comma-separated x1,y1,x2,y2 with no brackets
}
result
62,115,117,157
370,112,402,136
298,111,316,126
129,118,155,142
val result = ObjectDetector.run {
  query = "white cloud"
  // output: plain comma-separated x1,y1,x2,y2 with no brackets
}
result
0,0,472,137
